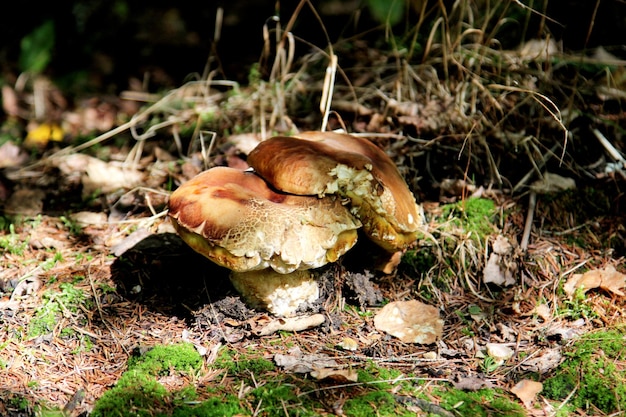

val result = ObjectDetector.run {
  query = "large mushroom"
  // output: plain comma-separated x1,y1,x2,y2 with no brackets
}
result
247,131,423,252
168,166,361,316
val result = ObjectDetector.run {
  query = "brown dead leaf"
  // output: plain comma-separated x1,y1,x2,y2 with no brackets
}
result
374,300,443,344
274,347,339,373
5,188,45,216
310,368,358,383
452,376,494,391
520,348,563,374
0,141,28,169
486,343,514,364
564,265,626,297
511,379,543,408
530,172,576,194
228,133,262,155
532,304,551,321
54,154,145,198
483,254,516,286
255,314,325,336
483,235,517,287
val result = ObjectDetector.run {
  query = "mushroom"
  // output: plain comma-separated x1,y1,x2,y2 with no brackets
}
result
168,166,361,315
229,269,319,317
247,131,423,252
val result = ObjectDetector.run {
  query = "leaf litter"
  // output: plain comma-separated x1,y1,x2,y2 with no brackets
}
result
1,3,626,416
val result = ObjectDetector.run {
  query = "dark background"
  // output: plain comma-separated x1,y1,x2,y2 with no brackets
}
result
2,0,625,96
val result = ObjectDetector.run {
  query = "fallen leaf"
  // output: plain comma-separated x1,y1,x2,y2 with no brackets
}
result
255,314,325,336
374,300,443,344
0,141,28,168
483,235,517,286
520,348,563,374
483,253,516,286
337,337,359,351
530,172,576,194
492,234,513,255
54,154,145,198
533,304,551,321
511,379,543,407
310,368,358,382
486,343,514,364
5,188,45,216
453,376,494,391
11,276,42,300
110,228,152,256
274,347,339,373
564,265,625,297
228,133,262,155
598,265,626,296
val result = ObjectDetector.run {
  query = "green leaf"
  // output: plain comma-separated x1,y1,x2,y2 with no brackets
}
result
366,0,406,26
19,20,56,73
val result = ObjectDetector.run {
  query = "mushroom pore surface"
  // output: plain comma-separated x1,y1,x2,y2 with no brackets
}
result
247,131,423,251
167,166,361,273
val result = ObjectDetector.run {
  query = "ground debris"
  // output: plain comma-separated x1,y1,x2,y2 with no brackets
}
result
274,346,340,373
374,300,443,344
564,264,626,297
510,379,543,408
395,395,455,417
255,313,326,336
344,270,382,308
452,375,495,391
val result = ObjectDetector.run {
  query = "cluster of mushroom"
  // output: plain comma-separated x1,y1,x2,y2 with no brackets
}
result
168,131,423,316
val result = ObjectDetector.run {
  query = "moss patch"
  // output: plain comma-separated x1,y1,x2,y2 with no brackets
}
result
91,343,202,417
542,328,626,414
441,197,497,240
128,342,202,376
435,386,525,417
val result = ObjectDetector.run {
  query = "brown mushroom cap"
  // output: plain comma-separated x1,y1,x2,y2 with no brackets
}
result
167,166,361,274
247,131,423,251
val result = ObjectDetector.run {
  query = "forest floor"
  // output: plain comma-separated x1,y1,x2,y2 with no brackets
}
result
1,5,626,417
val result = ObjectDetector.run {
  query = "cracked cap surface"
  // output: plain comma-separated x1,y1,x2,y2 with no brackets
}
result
168,166,361,273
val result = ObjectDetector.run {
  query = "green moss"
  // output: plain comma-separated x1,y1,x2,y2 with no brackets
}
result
170,396,243,417
92,370,170,417
0,224,28,255
441,197,497,240
212,346,275,376
436,387,525,417
251,383,318,416
543,329,626,414
401,247,437,272
91,343,203,417
128,342,202,375
344,390,413,417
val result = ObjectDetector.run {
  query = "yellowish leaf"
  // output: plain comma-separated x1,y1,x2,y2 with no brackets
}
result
24,122,63,148
374,300,443,344
511,379,543,407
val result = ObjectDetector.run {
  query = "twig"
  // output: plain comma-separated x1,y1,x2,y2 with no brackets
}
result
520,191,536,251
298,377,450,397
88,265,131,356
592,128,626,165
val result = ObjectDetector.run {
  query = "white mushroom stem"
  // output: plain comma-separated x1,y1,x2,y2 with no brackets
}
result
229,269,320,317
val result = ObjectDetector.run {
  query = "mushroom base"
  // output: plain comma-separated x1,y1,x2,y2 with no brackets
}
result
229,269,320,317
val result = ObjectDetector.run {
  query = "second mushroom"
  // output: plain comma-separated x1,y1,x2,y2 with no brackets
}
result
168,131,422,316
